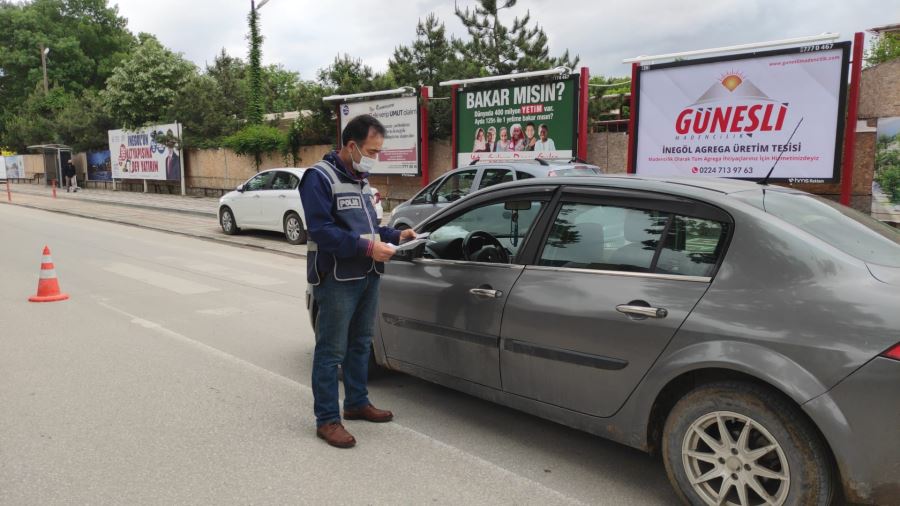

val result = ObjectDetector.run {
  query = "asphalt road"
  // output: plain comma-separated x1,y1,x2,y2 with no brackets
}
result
0,204,677,505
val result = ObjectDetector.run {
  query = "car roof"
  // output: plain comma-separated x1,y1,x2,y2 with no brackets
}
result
442,160,604,176
260,167,306,176
481,174,771,198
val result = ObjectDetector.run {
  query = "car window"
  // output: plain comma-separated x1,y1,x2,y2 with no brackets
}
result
539,202,728,277
516,171,535,180
736,191,900,267
245,172,271,191
656,215,728,277
434,170,477,203
271,171,297,190
425,199,545,263
411,178,442,205
479,168,513,189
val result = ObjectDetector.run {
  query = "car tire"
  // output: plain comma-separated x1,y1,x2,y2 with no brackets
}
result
662,381,834,506
220,207,240,235
284,212,307,245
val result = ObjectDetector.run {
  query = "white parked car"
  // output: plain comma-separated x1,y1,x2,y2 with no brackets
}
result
218,168,385,245
219,168,308,244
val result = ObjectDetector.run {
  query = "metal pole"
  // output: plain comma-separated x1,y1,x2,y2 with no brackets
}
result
334,103,342,149
6,179,11,202
578,67,590,161
626,63,639,174
178,122,186,196
52,178,57,198
451,85,459,169
40,45,49,94
420,86,430,187
840,32,864,207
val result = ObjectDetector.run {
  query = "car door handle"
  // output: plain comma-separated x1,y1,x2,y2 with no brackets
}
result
470,288,503,299
616,305,668,318
253,194,260,198
279,194,286,198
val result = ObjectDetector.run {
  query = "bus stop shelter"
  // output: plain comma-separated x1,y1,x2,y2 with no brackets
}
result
27,144,72,185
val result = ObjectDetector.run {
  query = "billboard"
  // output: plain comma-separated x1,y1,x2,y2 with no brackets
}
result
456,76,578,167
633,43,850,183
87,150,112,181
107,123,182,180
3,155,25,179
339,96,419,175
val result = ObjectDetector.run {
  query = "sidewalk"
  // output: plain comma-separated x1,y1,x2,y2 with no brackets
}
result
2,183,306,258
8,183,218,216
871,182,900,227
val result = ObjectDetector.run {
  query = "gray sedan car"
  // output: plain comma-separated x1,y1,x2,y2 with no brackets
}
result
387,160,603,229
368,176,900,505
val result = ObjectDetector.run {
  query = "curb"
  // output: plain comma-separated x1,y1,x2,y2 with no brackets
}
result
1,200,307,260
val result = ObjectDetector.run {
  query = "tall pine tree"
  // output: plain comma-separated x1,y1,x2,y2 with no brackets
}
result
454,0,578,75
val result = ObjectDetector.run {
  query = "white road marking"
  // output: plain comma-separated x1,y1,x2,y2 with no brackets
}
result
94,297,586,506
196,306,247,316
183,262,286,286
104,262,218,295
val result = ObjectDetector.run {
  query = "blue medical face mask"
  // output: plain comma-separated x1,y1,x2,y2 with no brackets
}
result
353,144,376,173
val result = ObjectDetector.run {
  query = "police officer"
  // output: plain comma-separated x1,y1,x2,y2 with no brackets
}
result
299,114,415,448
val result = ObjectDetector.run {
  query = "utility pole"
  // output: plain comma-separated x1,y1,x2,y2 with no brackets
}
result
40,45,50,93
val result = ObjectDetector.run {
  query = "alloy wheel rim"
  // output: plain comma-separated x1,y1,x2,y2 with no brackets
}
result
682,411,790,506
222,211,233,232
287,217,300,241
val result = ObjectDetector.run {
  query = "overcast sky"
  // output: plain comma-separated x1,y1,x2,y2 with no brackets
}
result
111,0,898,80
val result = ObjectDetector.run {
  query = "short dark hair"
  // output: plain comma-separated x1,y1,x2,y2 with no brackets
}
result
342,114,386,147
526,122,536,129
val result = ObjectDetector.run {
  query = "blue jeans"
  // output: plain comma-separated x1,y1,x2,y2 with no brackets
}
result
311,271,381,427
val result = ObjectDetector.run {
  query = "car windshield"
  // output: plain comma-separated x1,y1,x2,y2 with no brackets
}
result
737,190,900,267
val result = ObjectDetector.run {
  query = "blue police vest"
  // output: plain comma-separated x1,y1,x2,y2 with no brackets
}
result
305,161,383,285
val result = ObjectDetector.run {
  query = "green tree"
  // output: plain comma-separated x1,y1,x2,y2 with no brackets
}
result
207,49,249,122
453,0,578,75
293,80,337,146
246,2,264,124
0,0,135,109
101,34,196,129
587,75,631,127
223,124,285,170
1,86,70,150
164,74,239,148
261,64,300,114
866,31,900,67
317,54,395,95
389,13,481,139
56,89,118,151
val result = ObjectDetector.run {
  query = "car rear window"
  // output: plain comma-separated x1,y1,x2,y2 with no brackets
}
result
547,166,604,177
737,191,900,267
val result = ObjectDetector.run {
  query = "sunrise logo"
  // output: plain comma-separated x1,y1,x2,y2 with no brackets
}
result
674,71,789,137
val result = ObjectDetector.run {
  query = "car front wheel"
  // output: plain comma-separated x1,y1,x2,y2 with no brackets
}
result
284,212,307,245
220,207,239,235
663,381,834,506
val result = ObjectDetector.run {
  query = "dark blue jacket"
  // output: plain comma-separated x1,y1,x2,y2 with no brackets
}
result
299,152,400,284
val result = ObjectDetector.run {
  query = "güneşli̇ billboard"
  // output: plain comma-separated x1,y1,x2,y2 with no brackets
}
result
634,44,849,183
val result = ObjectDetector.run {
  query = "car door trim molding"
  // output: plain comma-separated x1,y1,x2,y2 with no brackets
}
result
412,258,523,269
503,339,629,371
525,265,711,283
382,313,498,348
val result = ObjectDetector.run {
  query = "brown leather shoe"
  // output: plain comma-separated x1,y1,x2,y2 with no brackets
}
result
343,404,394,423
316,423,356,448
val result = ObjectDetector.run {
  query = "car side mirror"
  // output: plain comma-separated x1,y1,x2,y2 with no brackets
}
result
424,192,434,204
237,184,245,193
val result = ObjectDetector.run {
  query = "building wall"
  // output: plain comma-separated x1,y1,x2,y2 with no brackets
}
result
858,58,900,119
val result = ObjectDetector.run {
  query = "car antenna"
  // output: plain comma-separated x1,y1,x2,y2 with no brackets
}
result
535,158,550,166
759,117,804,186
469,158,480,166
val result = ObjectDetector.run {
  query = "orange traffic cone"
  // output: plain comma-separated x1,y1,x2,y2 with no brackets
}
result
28,246,69,303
